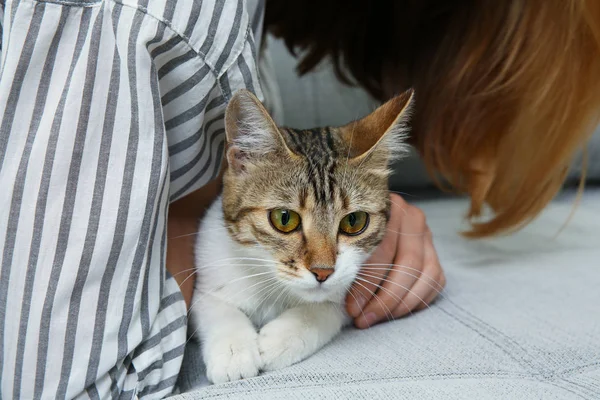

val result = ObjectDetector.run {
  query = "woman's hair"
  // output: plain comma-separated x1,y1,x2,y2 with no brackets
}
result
265,0,600,237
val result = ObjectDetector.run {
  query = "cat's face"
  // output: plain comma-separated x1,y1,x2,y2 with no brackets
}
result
221,89,413,303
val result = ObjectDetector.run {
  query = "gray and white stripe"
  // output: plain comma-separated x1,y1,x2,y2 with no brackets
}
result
0,0,264,398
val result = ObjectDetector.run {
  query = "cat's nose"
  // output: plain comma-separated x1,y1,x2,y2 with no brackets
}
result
309,267,334,283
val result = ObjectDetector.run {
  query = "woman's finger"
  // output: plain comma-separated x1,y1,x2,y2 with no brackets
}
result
346,195,402,318
413,230,445,311
356,201,427,328
414,270,445,311
395,231,444,315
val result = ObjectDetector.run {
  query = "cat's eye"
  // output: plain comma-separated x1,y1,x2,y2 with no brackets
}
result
269,209,301,233
339,212,369,236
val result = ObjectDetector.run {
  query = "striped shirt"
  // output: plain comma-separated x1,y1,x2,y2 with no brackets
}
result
0,0,264,398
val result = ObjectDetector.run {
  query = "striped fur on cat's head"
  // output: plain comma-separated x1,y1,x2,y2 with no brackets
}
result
221,89,413,302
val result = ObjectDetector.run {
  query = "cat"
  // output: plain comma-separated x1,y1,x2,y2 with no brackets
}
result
190,88,413,384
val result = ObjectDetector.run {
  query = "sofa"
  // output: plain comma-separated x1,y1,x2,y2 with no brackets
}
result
170,36,600,399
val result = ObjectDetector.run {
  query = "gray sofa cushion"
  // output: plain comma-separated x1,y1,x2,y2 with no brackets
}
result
171,188,600,399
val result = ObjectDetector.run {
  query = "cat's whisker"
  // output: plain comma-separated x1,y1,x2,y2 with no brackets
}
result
346,289,370,324
262,286,291,324
341,118,357,188
194,262,273,273
169,226,230,240
184,270,276,309
354,275,415,317
184,256,282,316
184,277,279,345
178,272,197,289
351,280,395,323
357,271,445,307
388,199,409,216
228,277,280,308
181,264,269,283
278,289,295,321
360,263,445,291
169,232,200,240
170,267,199,278
192,260,269,271
359,267,444,292
178,262,269,289
356,272,433,310
255,286,284,323
196,264,273,284
191,260,280,277
262,282,292,322
186,280,282,347
197,276,279,318
197,256,279,268
389,190,419,199
175,264,264,282
361,263,440,278
386,228,429,237
292,292,304,310
204,255,278,261
248,280,285,322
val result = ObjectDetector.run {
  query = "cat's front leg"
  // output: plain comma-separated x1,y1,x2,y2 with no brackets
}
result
258,302,348,371
191,294,261,383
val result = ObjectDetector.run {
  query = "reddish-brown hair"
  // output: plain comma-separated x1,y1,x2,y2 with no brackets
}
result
265,0,600,237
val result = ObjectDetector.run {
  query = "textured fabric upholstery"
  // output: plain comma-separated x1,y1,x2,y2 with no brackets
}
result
172,189,600,399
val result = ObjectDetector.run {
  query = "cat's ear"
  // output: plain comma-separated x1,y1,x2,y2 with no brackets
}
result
340,89,414,163
225,89,291,174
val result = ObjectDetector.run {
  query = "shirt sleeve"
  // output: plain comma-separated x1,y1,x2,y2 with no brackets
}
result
160,0,264,201
0,0,263,398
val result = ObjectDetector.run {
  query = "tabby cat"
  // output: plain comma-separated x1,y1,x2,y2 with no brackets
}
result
191,88,413,384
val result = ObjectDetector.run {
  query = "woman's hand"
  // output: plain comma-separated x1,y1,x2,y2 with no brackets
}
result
346,193,445,329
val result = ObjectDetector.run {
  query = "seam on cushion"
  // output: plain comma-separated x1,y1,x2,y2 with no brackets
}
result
432,304,539,373
437,297,541,372
554,379,597,400
560,374,600,399
192,373,596,399
545,380,592,400
553,362,600,378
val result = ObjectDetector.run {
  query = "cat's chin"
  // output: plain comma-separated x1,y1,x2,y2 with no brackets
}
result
289,284,349,304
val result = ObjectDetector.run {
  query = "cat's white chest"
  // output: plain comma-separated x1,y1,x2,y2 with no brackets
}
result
238,284,291,327
190,198,351,383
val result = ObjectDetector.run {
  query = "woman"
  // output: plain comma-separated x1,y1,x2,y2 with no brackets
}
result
0,1,598,399
264,0,600,238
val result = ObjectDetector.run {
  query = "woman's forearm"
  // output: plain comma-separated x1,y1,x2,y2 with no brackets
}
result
167,171,223,308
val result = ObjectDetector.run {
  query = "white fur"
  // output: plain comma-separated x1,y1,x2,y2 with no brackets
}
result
381,118,411,161
378,96,414,162
190,197,367,384
232,98,280,156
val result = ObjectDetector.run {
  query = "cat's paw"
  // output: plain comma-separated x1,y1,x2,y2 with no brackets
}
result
204,332,261,384
258,319,311,371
